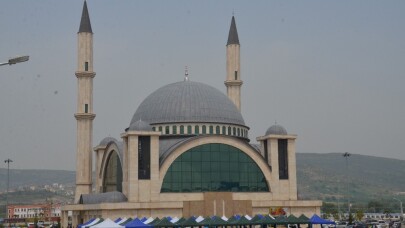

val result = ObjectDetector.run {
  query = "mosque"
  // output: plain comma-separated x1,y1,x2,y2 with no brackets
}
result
61,1,321,227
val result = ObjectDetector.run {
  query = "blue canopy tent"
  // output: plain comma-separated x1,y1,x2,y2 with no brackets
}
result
125,218,151,228
310,215,335,226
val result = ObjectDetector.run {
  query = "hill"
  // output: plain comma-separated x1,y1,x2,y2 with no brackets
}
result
1,153,404,206
296,153,405,204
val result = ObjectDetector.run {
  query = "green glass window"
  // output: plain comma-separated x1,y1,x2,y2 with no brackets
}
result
152,127,156,131
209,126,214,134
159,126,162,133
216,126,220,134
222,126,226,135
161,143,269,193
237,128,240,136
233,127,236,136
180,125,184,134
202,125,207,134
228,126,231,135
173,126,177,134
165,126,170,134
195,125,200,134
187,125,192,134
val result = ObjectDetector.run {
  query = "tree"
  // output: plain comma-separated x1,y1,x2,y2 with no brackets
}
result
355,210,364,221
348,213,354,224
368,200,383,213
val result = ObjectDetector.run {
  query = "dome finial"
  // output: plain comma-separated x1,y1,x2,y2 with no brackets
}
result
184,66,189,81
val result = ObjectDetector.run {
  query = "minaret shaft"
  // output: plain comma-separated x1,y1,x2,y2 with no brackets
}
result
225,16,242,111
74,1,95,203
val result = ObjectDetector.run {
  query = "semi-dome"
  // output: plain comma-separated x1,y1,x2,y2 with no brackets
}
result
265,124,287,135
128,119,153,131
130,81,246,127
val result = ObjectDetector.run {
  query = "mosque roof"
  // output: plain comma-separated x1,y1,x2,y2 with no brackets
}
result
130,81,246,127
79,191,127,204
227,16,239,45
265,124,288,135
78,0,92,33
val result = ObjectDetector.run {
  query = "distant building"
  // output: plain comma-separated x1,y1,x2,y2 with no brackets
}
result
62,1,322,227
7,203,61,221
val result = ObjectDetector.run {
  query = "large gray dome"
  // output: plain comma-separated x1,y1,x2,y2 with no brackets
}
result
130,81,246,127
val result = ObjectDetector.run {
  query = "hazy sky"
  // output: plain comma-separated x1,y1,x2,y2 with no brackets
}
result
1,1,404,171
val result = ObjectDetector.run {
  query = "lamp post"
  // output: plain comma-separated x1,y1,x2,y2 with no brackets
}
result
393,198,403,221
343,152,351,220
4,159,13,223
0,55,29,66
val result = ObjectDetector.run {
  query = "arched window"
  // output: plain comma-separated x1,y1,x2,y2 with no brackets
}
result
165,126,170,134
180,125,184,134
216,126,220,134
202,125,207,134
233,127,236,136
209,126,214,134
152,127,156,131
222,126,226,135
102,151,123,193
173,125,177,134
228,126,231,135
159,126,162,133
237,128,240,136
195,125,200,134
161,143,269,193
187,125,192,134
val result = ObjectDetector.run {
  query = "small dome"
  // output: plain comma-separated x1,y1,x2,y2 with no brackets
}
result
98,137,119,147
128,119,153,131
130,81,246,127
265,124,287,135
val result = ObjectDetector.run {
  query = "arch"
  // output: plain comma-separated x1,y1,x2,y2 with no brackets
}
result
101,150,123,193
180,125,184,134
158,126,162,133
195,125,200,134
228,126,231,136
173,125,177,134
165,126,170,134
222,126,226,135
159,136,272,193
209,125,214,134
202,125,207,134
216,126,220,135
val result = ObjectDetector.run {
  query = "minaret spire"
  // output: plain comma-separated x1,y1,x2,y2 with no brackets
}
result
78,0,93,33
225,15,243,111
227,16,239,45
74,0,95,203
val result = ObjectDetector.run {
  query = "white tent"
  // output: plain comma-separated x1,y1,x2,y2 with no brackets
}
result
83,218,102,228
91,218,124,228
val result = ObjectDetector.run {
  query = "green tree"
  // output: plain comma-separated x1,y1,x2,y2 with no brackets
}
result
348,213,354,224
355,210,364,221
368,200,383,213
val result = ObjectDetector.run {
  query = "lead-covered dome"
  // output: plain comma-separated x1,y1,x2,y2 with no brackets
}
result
266,124,287,135
130,81,246,127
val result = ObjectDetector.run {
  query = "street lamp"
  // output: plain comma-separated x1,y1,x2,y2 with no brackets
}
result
343,152,351,219
393,198,403,221
0,55,29,66
4,159,13,220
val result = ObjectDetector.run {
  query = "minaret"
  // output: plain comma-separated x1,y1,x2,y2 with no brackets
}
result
74,0,95,203
225,16,243,111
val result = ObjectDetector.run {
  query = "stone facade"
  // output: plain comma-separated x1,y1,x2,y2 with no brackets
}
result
61,2,322,227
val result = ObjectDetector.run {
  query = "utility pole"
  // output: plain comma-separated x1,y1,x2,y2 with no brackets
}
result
4,159,13,222
343,152,351,221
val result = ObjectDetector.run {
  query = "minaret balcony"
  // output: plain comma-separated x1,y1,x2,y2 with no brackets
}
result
75,71,95,78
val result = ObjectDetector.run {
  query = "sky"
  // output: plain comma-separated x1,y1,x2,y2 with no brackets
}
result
0,0,404,171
